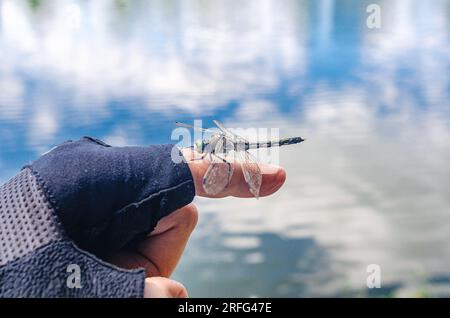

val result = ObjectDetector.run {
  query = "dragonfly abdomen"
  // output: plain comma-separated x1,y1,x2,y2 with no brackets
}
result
245,137,304,149
278,137,305,146
200,136,304,153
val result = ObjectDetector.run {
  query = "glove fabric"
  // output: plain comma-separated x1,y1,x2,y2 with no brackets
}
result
0,137,195,297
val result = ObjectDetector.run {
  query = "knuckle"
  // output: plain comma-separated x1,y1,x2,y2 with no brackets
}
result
180,204,199,229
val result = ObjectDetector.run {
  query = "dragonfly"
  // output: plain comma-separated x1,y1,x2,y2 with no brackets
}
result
176,120,304,198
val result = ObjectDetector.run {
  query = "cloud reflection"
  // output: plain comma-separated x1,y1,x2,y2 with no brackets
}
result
0,0,449,297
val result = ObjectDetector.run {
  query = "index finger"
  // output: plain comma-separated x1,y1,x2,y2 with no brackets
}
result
181,148,286,198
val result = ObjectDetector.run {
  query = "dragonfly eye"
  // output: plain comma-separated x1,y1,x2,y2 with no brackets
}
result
194,140,203,151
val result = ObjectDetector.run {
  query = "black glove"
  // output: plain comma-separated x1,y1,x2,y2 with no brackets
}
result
0,137,195,297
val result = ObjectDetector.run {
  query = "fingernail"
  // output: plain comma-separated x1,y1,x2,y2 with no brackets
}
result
261,164,283,174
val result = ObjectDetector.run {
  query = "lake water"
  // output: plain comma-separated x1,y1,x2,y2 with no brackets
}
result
1,0,450,297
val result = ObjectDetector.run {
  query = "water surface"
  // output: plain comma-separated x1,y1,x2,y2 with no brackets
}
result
1,0,450,297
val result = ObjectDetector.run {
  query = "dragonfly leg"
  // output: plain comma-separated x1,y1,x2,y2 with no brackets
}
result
192,151,228,162
189,152,207,161
211,152,232,165
183,147,207,162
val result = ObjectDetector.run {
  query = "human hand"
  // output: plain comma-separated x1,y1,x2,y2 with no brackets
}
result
108,147,286,297
144,277,189,298
0,137,285,298
181,147,286,198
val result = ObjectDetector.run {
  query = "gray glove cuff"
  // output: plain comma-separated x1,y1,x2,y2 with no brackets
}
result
0,168,144,297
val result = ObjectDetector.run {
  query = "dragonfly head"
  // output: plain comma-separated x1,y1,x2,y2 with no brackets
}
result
194,139,205,152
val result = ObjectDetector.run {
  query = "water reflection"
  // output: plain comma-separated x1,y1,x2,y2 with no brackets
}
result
173,213,332,297
1,0,450,297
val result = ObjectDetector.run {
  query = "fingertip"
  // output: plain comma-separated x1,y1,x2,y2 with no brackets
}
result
178,286,189,298
171,279,189,298
270,166,286,193
260,166,286,197
276,166,287,186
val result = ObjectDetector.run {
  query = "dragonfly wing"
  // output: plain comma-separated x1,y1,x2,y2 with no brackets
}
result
212,120,231,135
202,137,235,196
176,122,218,134
213,120,250,145
236,149,262,198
